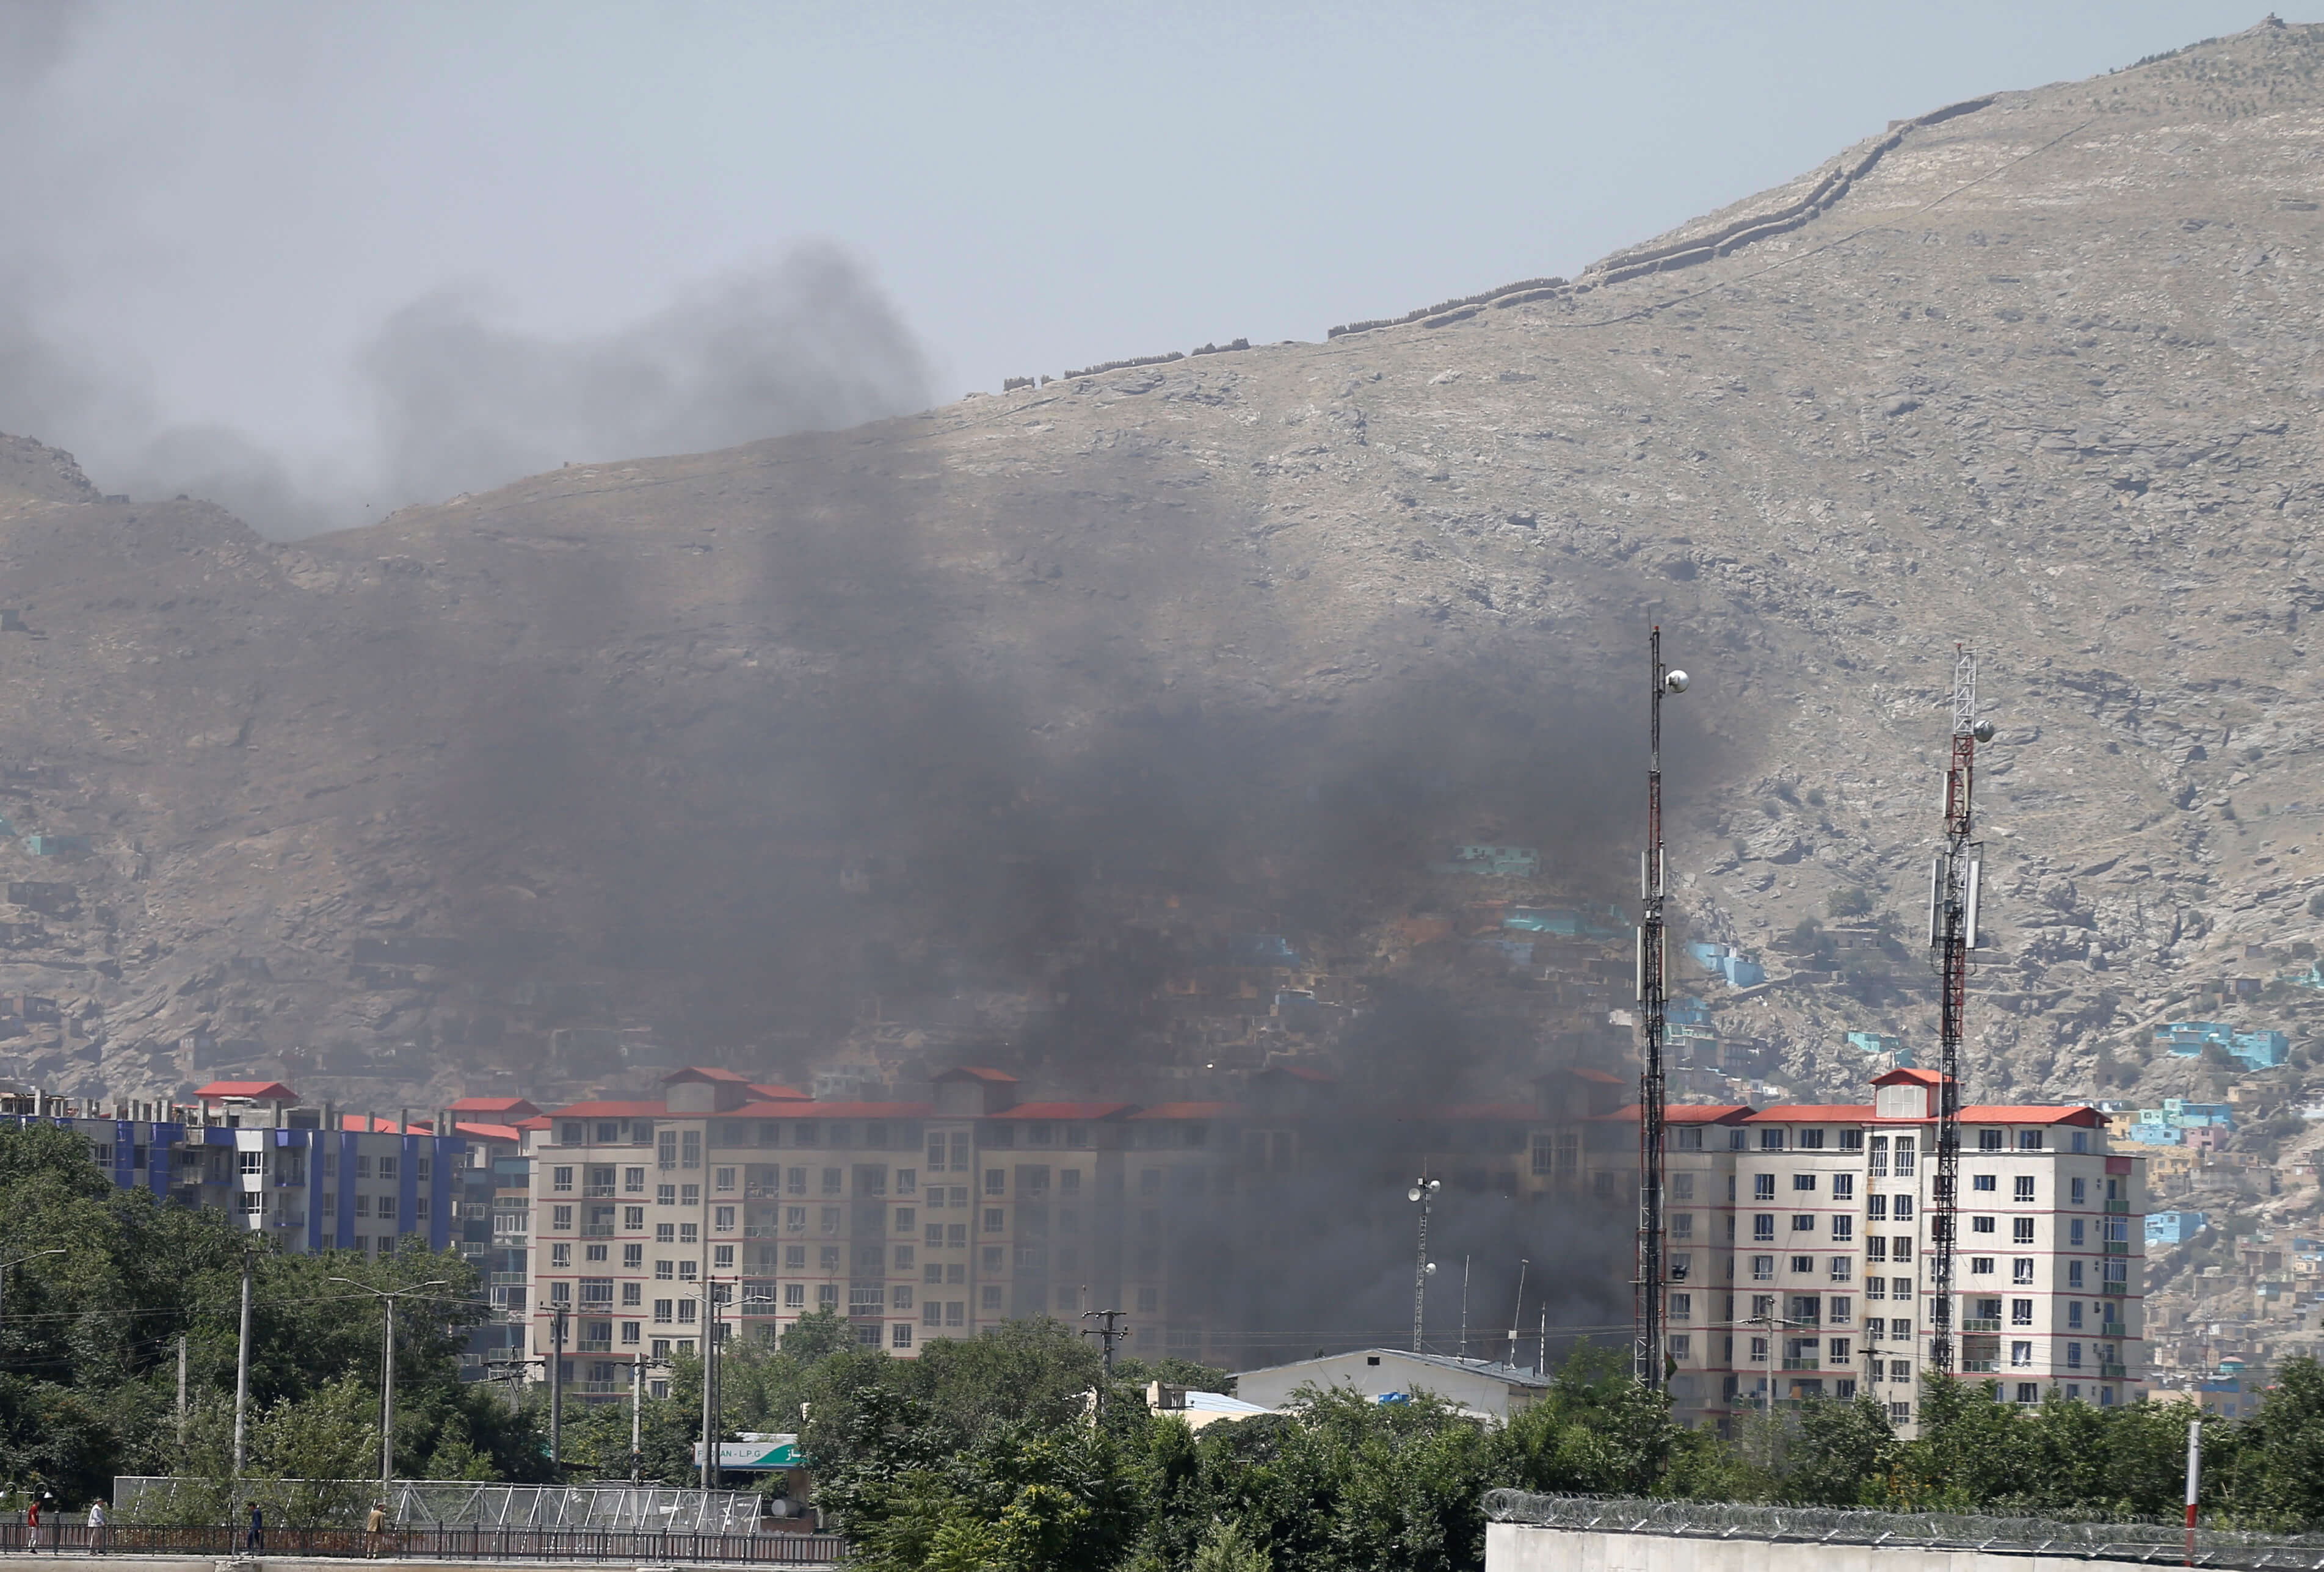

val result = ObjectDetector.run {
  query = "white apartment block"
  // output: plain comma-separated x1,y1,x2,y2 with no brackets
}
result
1663,1068,2143,1435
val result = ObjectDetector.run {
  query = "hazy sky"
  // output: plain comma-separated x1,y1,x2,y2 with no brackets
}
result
0,1,2291,529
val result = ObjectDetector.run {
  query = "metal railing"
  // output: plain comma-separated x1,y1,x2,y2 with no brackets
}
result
1483,1493,2324,1570
32,1524,843,1561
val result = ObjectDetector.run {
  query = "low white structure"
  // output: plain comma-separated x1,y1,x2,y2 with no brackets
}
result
1232,1349,1552,1419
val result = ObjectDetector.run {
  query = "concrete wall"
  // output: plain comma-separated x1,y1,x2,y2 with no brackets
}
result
1488,1524,2158,1572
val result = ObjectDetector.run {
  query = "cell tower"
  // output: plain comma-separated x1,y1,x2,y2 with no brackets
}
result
1926,647,1993,1377
1635,629,1688,1390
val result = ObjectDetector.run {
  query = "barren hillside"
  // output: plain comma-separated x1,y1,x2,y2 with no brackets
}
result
2,21,2323,1140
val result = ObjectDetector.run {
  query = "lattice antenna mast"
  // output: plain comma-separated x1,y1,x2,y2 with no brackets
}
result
1635,629,1687,1390
1927,647,1992,1378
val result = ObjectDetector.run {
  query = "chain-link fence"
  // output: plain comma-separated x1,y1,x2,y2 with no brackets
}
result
112,1477,776,1533
1482,1493,2324,1570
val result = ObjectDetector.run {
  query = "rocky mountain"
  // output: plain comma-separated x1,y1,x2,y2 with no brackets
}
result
3,21,2324,1158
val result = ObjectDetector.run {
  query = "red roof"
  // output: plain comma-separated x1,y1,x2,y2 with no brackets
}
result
992,1101,1135,1120
516,1115,551,1131
1960,1105,2103,1126
1402,1103,1538,1122
749,1084,809,1101
1743,1105,1876,1123
454,1121,523,1143
338,1114,418,1133
1559,1067,1625,1085
1128,1101,1236,1120
450,1096,542,1119
543,1100,667,1119
937,1066,1019,1084
664,1065,749,1084
195,1081,296,1102
1872,1068,1949,1087
1668,1104,1754,1124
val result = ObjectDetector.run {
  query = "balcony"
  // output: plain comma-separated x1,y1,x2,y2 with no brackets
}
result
743,1226,779,1238
581,1224,615,1238
2105,1198,2129,1214
1962,1318,2001,1333
2104,1241,2130,1255
575,1339,612,1353
583,1185,616,1198
2101,1362,2128,1379
1781,1357,1821,1371
2101,1281,2130,1296
1963,1360,1999,1373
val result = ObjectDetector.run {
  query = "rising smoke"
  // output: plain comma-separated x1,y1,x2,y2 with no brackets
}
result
0,3,929,536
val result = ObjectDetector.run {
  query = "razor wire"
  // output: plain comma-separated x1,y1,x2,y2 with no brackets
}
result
1481,1493,2324,1570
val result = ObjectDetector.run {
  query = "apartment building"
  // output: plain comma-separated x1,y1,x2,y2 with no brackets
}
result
1662,1069,2143,1435
0,1081,465,1256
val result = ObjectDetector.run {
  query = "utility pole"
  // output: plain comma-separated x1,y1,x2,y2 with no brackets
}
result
1407,1176,1439,1353
232,1250,253,1483
328,1275,448,1488
1635,629,1688,1391
1506,1259,1527,1367
176,1333,188,1446
699,1283,720,1491
1079,1308,1129,1392
631,1352,648,1484
549,1306,567,1469
1926,647,1993,1378
2185,1416,2203,1567
1458,1256,1470,1360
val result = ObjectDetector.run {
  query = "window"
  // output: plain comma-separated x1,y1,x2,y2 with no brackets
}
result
1979,1129,2004,1151
1973,1174,1996,1192
379,1196,398,1222
981,1285,1003,1311
1668,1335,1691,1360
784,1284,805,1308
985,1208,1004,1233
677,1299,697,1323
1889,1400,1913,1424
550,1281,572,1306
1790,1255,1815,1275
682,1184,701,1207
625,1167,646,1193
1828,1258,1852,1283
1832,1174,1854,1201
1749,1336,1769,1363
1973,1216,1996,1234
895,1245,914,1270
2013,1258,2035,1284
652,1299,674,1324
655,1222,674,1244
2011,1298,2034,1326
1753,1214,1774,1241
2013,1175,2036,1203
2068,1300,2084,1329
2068,1259,2085,1288
1868,1135,1888,1175
714,1245,735,1269
1760,1129,1785,1151
1890,1277,1909,1299
713,1206,735,1231
1893,1138,1915,1175
680,1223,699,1244
1828,1296,1851,1322
2066,1341,2083,1369
1751,1256,1774,1281
714,1167,735,1192
1753,1174,1776,1200
2069,1219,2085,1247
2070,1177,2086,1205
552,1166,574,1194
2010,1342,2033,1369
1831,1217,1854,1242
1894,1197,1913,1222
1970,1256,1994,1275
681,1131,702,1170
678,1260,698,1281
621,1282,641,1306
655,1259,674,1280
1792,1173,1817,1192
355,1195,373,1219
1829,1339,1850,1362
657,1184,676,1206
2016,1131,2044,1151
1867,1276,1886,1299
1890,1237,1911,1261
584,1243,606,1262
1792,1214,1815,1233
1840,1129,1864,1151
1671,1293,1693,1319
1867,1195,1887,1222
2013,1218,2035,1244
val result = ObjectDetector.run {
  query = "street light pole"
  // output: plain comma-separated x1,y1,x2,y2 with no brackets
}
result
329,1276,447,1488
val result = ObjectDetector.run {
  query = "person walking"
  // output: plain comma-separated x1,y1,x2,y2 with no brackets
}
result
26,1493,43,1554
363,1501,387,1559
84,1501,104,1556
245,1503,263,1556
